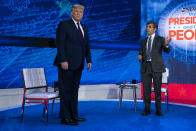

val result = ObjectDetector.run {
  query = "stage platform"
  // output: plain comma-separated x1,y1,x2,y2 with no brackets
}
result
0,100,196,131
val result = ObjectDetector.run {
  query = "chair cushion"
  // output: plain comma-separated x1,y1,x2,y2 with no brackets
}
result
26,92,59,99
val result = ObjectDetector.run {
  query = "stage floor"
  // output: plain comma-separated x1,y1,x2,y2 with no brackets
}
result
0,100,196,131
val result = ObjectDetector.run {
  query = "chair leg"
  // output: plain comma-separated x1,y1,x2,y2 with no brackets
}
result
42,102,46,118
167,90,169,112
133,87,137,112
52,99,55,114
45,100,48,123
42,100,49,122
21,99,25,120
118,87,123,110
165,92,166,101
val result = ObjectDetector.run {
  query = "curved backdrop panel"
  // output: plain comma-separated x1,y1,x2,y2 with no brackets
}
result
0,46,142,89
0,0,140,44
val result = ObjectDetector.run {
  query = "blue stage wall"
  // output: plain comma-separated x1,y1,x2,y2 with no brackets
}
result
0,0,196,89
0,46,145,88
0,0,140,42
0,0,141,88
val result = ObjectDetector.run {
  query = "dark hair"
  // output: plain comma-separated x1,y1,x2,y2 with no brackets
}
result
147,21,158,29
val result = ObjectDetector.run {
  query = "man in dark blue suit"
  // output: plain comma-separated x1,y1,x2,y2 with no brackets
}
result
54,4,92,125
138,21,171,116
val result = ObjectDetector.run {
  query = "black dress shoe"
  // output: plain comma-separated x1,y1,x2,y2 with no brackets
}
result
156,112,163,116
142,111,150,116
61,119,79,125
72,117,86,122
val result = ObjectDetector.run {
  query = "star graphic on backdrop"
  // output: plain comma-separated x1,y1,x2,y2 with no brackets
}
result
178,87,187,97
96,21,104,30
56,0,73,17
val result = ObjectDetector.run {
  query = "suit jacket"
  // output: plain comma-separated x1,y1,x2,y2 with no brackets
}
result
54,19,91,70
139,35,170,73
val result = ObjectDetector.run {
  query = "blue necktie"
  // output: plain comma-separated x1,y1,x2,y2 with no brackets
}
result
146,36,152,61
77,22,83,40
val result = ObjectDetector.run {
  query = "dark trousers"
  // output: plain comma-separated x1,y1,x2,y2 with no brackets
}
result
58,66,82,120
142,62,162,112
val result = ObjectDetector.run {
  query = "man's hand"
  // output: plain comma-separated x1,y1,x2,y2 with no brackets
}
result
87,63,92,71
61,62,68,70
165,37,172,46
137,55,142,61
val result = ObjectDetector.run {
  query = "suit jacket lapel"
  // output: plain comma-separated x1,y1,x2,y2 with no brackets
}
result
69,19,78,34
70,19,87,39
143,37,148,55
69,19,83,41
151,35,158,52
81,23,86,39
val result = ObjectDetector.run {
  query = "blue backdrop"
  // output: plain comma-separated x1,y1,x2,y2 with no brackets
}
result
0,0,140,42
0,0,141,88
0,46,144,88
0,0,195,89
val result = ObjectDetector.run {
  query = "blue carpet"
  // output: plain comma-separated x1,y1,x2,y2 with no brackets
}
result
0,101,196,131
